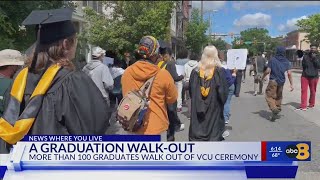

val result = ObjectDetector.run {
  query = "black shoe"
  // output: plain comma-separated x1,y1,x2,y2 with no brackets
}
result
270,109,280,122
167,136,175,141
270,114,277,122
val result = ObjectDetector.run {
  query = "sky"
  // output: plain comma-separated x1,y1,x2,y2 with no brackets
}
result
191,1,320,44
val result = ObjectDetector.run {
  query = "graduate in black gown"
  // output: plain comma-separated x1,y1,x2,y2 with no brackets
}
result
189,46,228,141
0,8,111,153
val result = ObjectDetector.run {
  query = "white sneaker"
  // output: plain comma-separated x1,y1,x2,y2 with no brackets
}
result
222,131,230,138
295,108,307,111
175,124,185,132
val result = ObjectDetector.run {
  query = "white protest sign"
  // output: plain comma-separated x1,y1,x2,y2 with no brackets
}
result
176,65,185,76
103,57,114,66
227,49,248,70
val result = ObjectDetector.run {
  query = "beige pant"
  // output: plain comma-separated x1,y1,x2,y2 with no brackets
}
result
265,80,284,112
176,81,183,109
254,73,264,94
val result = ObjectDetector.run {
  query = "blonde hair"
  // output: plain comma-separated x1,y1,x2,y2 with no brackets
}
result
199,45,221,76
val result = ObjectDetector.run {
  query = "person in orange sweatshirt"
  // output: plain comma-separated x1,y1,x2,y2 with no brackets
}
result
121,36,178,139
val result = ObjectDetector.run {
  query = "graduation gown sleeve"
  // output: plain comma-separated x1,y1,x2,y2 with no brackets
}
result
56,71,111,135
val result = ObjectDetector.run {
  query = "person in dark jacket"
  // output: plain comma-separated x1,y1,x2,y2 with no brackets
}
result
221,61,237,139
262,47,294,121
158,44,184,141
222,67,237,124
253,54,268,96
297,44,320,110
189,45,228,141
0,49,25,117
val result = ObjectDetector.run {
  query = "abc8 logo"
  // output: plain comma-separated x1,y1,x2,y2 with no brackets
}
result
285,143,310,160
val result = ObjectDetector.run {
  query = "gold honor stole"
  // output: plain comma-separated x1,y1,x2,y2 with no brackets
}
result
0,64,61,144
200,68,215,98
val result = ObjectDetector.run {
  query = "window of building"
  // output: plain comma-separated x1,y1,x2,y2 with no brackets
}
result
92,1,98,12
82,1,88,7
98,2,103,14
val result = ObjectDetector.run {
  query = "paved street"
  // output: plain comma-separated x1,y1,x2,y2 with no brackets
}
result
175,68,320,179
106,67,320,179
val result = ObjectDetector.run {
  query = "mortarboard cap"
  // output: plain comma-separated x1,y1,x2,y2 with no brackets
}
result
22,8,76,44
22,8,76,71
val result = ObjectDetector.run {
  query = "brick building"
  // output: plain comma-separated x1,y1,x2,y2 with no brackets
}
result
171,1,191,58
283,30,310,51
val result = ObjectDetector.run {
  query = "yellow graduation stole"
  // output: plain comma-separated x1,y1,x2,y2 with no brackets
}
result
157,60,167,69
199,68,215,97
0,64,61,144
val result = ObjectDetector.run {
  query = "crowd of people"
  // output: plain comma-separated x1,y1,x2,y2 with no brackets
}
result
0,8,319,153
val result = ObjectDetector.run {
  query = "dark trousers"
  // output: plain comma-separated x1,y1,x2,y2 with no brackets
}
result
243,67,246,80
109,93,123,108
167,101,181,141
234,70,243,96
182,81,190,105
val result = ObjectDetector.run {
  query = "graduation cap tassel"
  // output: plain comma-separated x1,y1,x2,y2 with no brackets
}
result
30,28,41,72
30,13,52,72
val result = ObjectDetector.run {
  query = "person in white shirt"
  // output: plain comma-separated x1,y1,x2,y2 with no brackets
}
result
109,57,125,108
176,49,189,111
183,52,199,119
83,46,114,106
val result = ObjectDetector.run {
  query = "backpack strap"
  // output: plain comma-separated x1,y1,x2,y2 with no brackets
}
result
158,61,167,69
140,72,158,98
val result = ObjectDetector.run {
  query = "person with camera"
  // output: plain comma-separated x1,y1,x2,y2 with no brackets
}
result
296,44,320,111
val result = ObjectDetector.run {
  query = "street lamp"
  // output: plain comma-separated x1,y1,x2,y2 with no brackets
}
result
203,10,218,37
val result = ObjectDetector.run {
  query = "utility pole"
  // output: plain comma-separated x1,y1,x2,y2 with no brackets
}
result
201,0,203,21
209,13,211,37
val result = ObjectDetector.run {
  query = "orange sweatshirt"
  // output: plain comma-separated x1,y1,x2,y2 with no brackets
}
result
121,61,178,135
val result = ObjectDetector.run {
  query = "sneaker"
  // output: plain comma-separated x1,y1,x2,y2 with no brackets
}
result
175,124,185,132
270,113,277,122
295,108,307,111
307,106,315,110
270,109,280,122
253,93,257,96
222,131,230,138
225,120,229,124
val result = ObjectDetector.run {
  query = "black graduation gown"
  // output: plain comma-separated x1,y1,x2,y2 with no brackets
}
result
0,68,111,153
188,67,228,141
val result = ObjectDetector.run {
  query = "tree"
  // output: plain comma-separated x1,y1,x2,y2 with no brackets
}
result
209,37,228,51
297,14,320,47
232,28,271,56
81,1,174,56
0,1,76,51
185,8,209,55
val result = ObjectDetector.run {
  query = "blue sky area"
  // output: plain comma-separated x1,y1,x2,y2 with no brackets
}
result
191,1,320,44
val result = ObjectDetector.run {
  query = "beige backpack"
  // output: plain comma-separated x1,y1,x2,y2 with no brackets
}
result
117,75,157,132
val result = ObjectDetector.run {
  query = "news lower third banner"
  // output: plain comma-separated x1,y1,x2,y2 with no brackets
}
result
0,135,311,179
